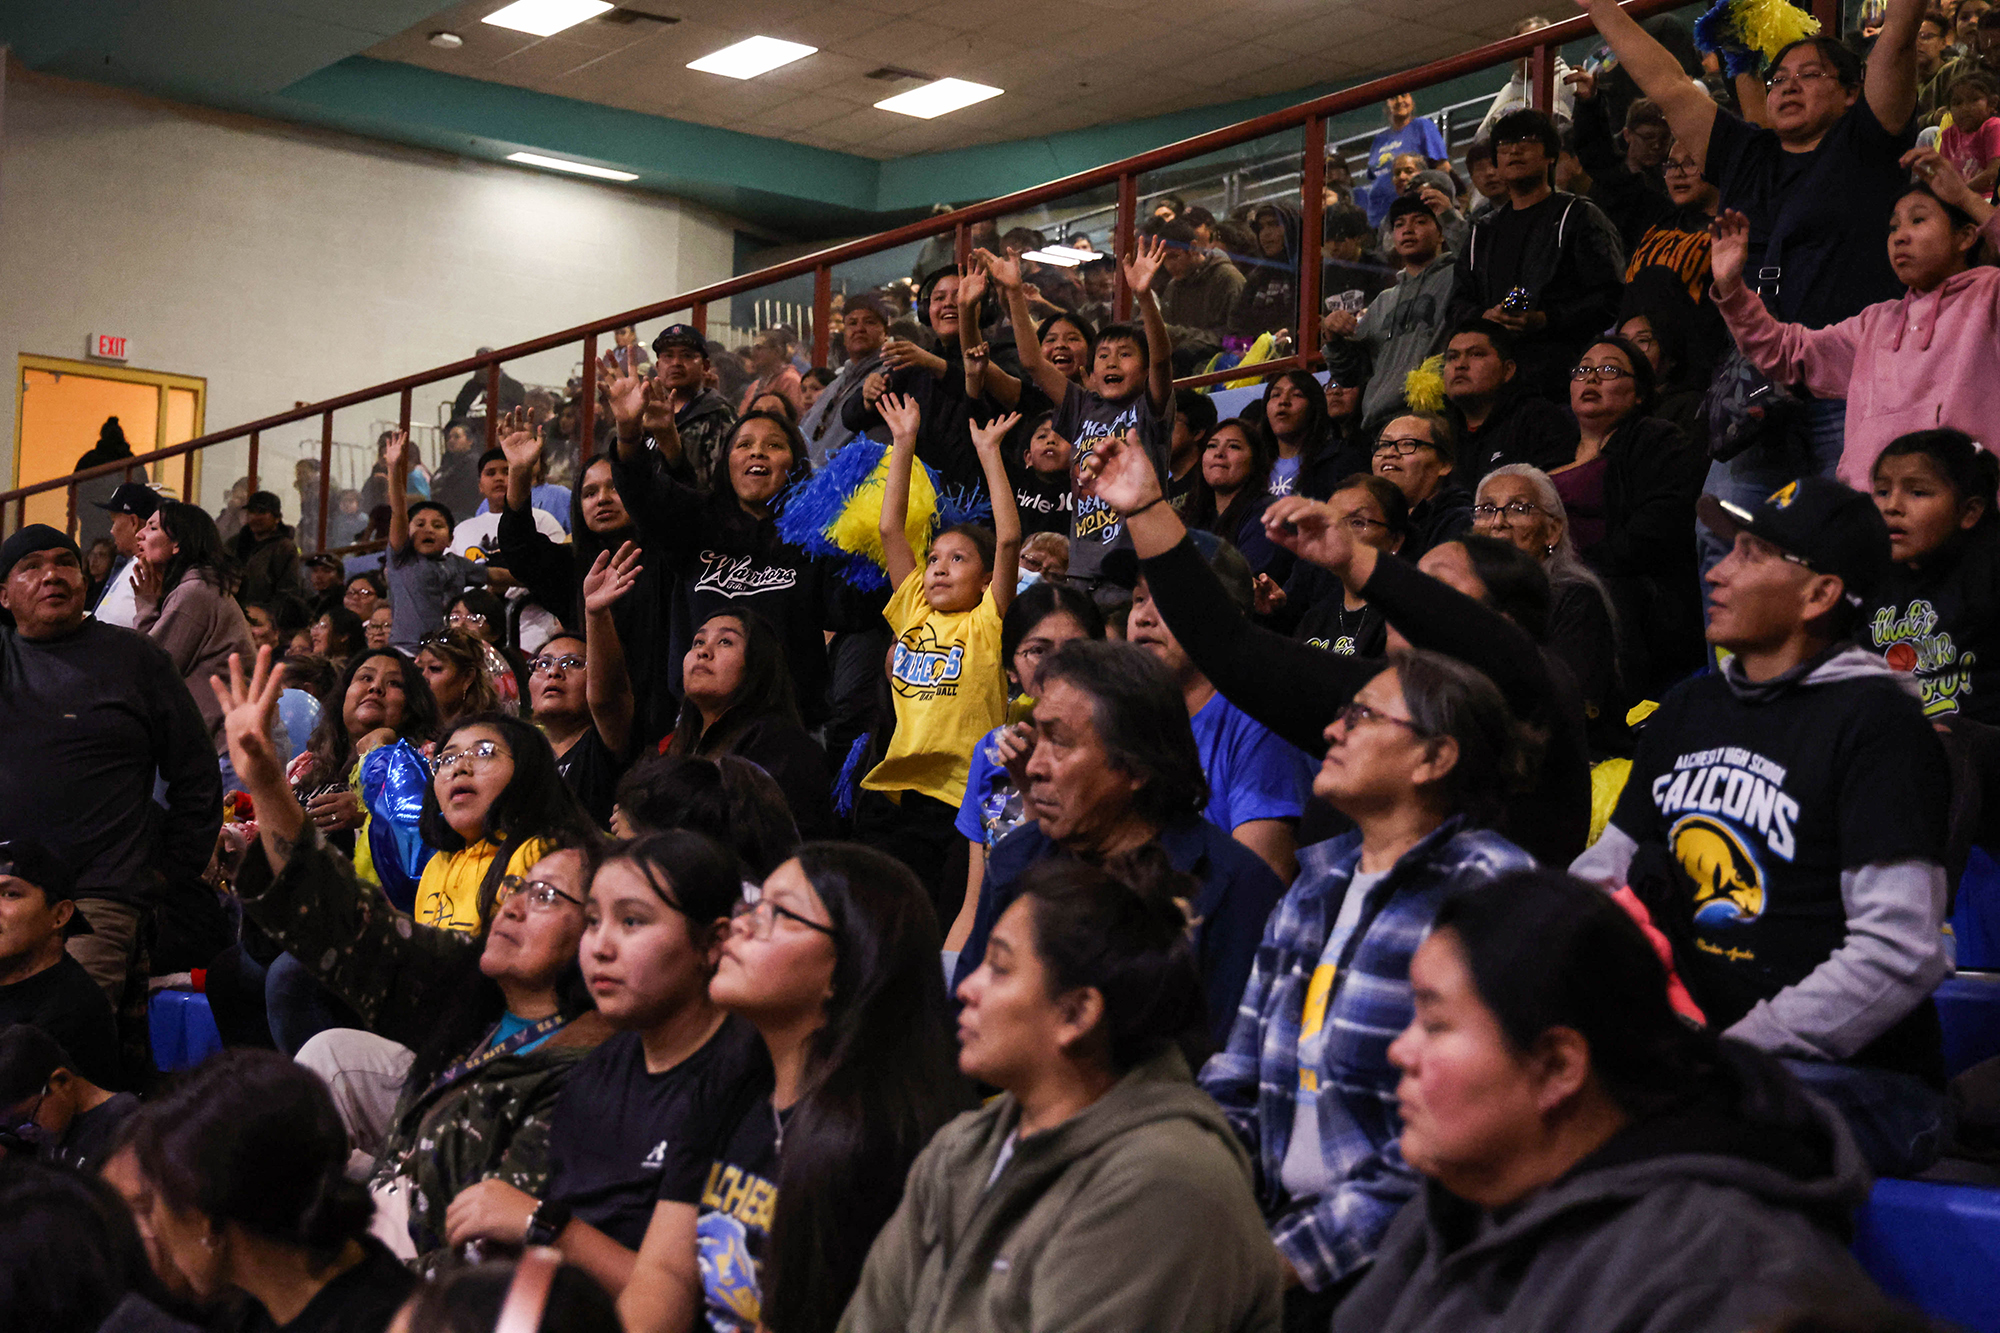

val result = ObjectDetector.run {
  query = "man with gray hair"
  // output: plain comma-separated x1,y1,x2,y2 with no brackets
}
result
798,294,892,467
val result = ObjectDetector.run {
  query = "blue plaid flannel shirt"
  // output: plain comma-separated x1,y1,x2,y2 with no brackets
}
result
1198,817,1533,1291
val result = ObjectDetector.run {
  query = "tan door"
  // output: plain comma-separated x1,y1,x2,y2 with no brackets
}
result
14,356,206,541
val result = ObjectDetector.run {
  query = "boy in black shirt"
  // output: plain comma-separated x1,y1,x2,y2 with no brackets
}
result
1574,477,1952,1176
0,839,119,1091
1011,412,1074,539
0,1025,137,1172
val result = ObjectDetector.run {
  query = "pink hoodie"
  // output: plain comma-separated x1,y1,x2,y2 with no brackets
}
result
1714,213,2000,489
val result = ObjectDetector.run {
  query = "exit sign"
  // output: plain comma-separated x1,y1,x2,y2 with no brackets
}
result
88,333,130,361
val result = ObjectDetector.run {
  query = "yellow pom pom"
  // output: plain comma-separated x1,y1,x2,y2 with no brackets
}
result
1404,354,1447,415
1738,0,1819,60
824,448,939,571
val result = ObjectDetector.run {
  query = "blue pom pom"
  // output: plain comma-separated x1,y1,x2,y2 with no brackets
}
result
832,732,872,819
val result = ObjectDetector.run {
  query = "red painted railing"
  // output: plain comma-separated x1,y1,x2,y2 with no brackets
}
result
6,0,1734,546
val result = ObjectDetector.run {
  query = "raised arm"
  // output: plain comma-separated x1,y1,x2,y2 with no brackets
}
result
958,259,1021,408
877,392,924,591
384,428,413,553
1123,234,1175,412
603,354,670,466
983,248,1071,403
1866,0,1923,134
1576,0,1717,166
971,411,1023,618
499,406,544,515
580,542,641,758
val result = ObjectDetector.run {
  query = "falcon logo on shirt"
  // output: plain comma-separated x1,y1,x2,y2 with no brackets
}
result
1669,814,1766,927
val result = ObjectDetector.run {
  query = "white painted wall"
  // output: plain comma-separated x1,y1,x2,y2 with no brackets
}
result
0,66,742,527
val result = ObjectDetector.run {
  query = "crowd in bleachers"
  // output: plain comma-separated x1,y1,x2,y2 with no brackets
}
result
7,0,2000,1328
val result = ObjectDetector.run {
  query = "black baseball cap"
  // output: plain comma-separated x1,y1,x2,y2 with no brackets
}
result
304,552,344,572
245,490,284,516
1386,194,1442,228
1697,476,1891,607
0,838,91,934
94,483,161,518
652,324,708,358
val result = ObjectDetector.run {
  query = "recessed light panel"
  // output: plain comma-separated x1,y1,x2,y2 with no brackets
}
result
506,152,639,181
687,36,818,79
482,0,614,38
874,78,1003,119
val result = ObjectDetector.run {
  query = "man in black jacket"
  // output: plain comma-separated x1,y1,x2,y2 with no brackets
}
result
1442,319,1577,473
231,491,304,608
1451,109,1627,401
0,527,221,1006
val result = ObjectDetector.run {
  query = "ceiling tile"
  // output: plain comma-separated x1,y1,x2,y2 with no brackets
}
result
490,36,603,82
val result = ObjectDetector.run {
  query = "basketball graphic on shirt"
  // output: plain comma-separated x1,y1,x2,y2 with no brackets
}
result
1884,641,1919,673
890,623,965,700
696,1211,761,1330
1670,814,1765,926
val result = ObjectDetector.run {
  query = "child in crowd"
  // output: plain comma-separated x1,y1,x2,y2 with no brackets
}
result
415,712,592,931
1941,71,2000,193
1013,412,1074,537
384,428,485,651
857,395,1021,914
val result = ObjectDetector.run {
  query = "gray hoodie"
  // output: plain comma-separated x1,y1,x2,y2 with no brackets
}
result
1333,250,1459,430
838,1047,1281,1333
1335,1044,1880,1333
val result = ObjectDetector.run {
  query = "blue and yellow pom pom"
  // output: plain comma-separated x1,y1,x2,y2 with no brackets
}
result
1694,0,1820,76
775,436,991,591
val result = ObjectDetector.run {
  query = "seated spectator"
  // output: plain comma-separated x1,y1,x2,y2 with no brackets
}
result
1274,474,1411,660
1573,477,1953,1176
1618,277,1720,455
383,430,484,652
620,845,969,1333
1083,432,1592,865
0,840,118,1089
1451,109,1627,401
1371,412,1474,561
1442,319,1576,474
430,422,483,528
1263,369,1365,502
302,551,345,615
1917,9,1955,121
1473,465,1624,754
1550,335,1707,694
1709,153,2000,491
442,832,764,1298
527,550,641,830
738,329,805,419
1364,92,1450,227
843,853,1283,1333
610,754,801,879
800,366,835,414
230,490,304,608
0,1024,137,1171
667,610,834,840
799,295,890,466
244,600,282,652
1942,70,2000,186
415,627,506,733
343,569,385,621
83,535,117,610
1185,417,1289,578
1019,529,1069,582
1325,195,1460,432
451,444,567,585
1335,870,1882,1333
308,605,363,669
1156,218,1246,370
1120,535,1315,882
1167,386,1216,516
129,1050,416,1329
1381,159,1469,255
952,641,1288,1047
1476,15,1579,141
394,1252,621,1329
0,1159,187,1333
133,500,259,763
362,604,392,650
948,581,1104,949
1230,203,1305,342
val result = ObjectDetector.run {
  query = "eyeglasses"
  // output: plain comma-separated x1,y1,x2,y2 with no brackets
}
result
731,885,838,941
530,653,586,676
1571,363,1635,382
1333,699,1431,737
1472,500,1549,522
1338,512,1389,532
5,1084,48,1139
432,740,511,773
1662,157,1702,177
1373,436,1435,457
446,611,487,628
495,875,583,912
1767,68,1835,91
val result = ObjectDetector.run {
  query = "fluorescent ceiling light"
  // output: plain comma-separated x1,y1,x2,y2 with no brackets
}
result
1020,249,1082,268
687,36,818,79
482,0,613,37
1041,244,1098,263
506,151,638,181
874,77,1003,119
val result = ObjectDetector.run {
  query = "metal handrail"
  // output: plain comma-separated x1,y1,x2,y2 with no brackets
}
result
3,0,1692,544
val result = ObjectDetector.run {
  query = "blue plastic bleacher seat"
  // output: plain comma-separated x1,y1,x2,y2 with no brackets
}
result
1956,846,2000,970
1855,1178,2000,1333
147,989,223,1071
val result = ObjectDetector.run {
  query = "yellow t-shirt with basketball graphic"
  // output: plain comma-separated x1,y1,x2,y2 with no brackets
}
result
414,835,556,933
862,567,1005,809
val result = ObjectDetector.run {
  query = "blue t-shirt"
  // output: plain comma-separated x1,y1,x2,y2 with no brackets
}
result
1267,455,1303,499
477,485,573,531
954,724,1033,849
1363,118,1448,226
1190,692,1314,834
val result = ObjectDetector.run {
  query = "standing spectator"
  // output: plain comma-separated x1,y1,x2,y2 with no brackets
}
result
1579,0,1925,522
429,421,483,523
71,416,133,548
1157,218,1247,371
382,429,484,652
213,478,250,546
229,490,303,608
609,323,652,376
1475,15,1580,139
1573,478,1953,1177
798,295,890,466
0,527,221,1007
296,457,325,552
301,551,345,616
87,481,158,629
1231,203,1308,343
737,329,805,420
450,347,527,424
1451,109,1627,401
0,841,120,1089
1364,93,1450,227
131,501,259,761
1442,319,1576,474
648,324,740,490
1325,196,1460,431
1570,82,1676,254
1917,9,1955,119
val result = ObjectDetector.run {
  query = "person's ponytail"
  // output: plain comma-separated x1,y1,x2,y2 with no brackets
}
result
295,1170,375,1255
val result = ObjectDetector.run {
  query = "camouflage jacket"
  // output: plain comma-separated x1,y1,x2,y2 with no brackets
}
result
664,388,738,491
236,834,611,1273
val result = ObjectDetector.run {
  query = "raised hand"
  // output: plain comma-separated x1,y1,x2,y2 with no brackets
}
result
1708,209,1752,292
582,541,643,614
497,405,542,472
1076,428,1164,516
130,556,161,604
1901,146,1982,212
970,410,1022,457
1416,183,1452,215
208,648,288,802
1253,572,1288,617
1122,234,1169,296
878,391,922,446
382,427,411,478
1564,68,1598,100
639,378,678,438
958,259,991,309
598,352,646,427
974,246,1023,291
1263,496,1356,575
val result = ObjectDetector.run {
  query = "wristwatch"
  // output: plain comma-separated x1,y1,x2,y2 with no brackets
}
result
524,1199,572,1247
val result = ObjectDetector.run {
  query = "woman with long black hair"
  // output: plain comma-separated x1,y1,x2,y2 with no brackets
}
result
1259,369,1367,502
620,843,970,1333
131,499,257,761
209,647,613,1275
